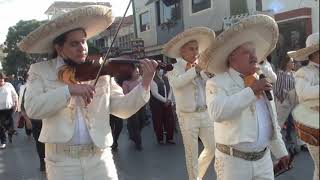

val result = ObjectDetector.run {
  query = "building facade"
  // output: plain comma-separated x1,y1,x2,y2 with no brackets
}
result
93,15,135,57
260,0,319,68
133,0,260,59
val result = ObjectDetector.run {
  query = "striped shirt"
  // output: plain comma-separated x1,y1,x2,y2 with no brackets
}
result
273,70,295,102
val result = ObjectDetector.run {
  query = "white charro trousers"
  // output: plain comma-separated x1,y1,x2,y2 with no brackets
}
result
45,144,118,180
215,149,274,180
177,111,215,180
307,144,319,180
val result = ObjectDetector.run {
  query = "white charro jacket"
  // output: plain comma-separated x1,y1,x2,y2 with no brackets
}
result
25,58,149,148
295,62,319,103
167,58,209,113
206,68,288,158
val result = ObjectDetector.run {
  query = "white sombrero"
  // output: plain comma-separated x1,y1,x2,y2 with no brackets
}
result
288,33,319,61
162,27,215,59
18,5,114,54
199,14,279,74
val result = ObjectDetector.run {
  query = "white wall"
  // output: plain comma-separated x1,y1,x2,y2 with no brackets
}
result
134,0,157,47
183,0,257,31
262,0,319,32
183,0,229,31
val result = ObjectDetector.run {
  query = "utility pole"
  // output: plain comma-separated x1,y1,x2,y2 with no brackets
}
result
131,0,138,39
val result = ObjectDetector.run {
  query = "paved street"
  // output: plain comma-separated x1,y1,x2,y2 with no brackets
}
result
0,123,315,180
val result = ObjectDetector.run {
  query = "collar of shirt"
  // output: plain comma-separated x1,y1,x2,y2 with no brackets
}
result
229,67,245,78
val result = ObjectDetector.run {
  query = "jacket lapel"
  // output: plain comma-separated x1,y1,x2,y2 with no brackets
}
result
228,68,245,88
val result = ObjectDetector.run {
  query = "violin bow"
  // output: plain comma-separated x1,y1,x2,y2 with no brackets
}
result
93,0,132,86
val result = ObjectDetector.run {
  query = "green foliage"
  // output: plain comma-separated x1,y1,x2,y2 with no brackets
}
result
2,20,46,75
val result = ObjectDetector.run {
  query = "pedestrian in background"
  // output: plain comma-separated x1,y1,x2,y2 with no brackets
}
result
0,72,18,148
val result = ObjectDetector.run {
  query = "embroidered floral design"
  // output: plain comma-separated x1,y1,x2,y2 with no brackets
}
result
215,157,224,180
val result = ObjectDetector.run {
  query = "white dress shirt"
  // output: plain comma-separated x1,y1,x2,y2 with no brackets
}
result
150,77,173,103
0,82,18,110
68,97,93,145
56,57,93,145
194,75,207,107
233,96,273,152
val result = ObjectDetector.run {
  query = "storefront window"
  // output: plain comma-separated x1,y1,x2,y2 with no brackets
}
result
156,0,180,25
192,0,211,13
140,12,150,32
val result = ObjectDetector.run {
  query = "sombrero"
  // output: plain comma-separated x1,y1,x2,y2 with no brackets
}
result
18,5,114,54
199,14,279,74
162,27,215,59
288,33,319,61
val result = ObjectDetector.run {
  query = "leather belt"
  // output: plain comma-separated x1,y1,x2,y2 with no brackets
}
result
216,143,266,161
47,143,102,158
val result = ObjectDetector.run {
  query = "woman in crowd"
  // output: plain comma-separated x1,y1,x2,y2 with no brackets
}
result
0,72,18,149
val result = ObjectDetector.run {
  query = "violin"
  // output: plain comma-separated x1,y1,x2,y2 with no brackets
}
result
72,58,173,82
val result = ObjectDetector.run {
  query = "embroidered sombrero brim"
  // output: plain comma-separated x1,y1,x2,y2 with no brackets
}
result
287,44,319,61
18,5,114,54
199,15,279,74
162,27,215,59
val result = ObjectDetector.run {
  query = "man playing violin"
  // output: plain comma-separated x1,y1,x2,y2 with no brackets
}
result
18,5,157,180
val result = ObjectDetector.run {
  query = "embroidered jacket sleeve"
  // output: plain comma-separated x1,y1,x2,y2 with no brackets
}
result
167,63,197,89
295,67,319,101
269,122,289,159
25,63,71,120
259,61,277,83
206,77,257,122
110,77,150,119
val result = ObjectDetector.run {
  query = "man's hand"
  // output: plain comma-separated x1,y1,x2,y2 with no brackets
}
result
249,78,272,95
141,59,158,91
164,100,172,107
277,155,291,170
68,84,95,106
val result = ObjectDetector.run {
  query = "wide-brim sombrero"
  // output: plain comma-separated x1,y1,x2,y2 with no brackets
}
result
199,14,279,74
162,27,215,59
18,5,114,54
287,33,319,61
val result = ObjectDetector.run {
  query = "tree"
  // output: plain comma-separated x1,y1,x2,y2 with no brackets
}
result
3,20,46,76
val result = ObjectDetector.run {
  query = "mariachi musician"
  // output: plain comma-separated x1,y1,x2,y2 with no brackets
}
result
201,15,290,180
290,32,319,180
18,5,158,180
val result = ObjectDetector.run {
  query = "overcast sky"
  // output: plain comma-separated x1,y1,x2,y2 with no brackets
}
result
0,0,132,44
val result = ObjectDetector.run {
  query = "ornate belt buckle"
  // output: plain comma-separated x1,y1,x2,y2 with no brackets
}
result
69,146,81,159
